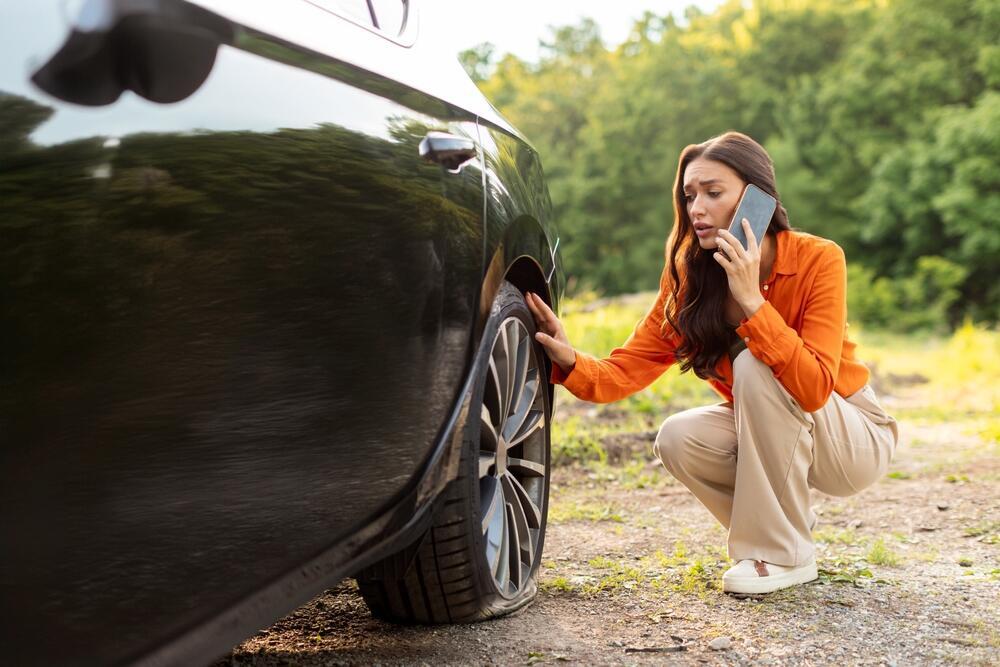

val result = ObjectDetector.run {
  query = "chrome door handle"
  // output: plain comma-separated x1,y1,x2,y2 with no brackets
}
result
419,132,477,171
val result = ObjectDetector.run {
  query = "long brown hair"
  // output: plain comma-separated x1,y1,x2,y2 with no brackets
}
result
661,131,792,380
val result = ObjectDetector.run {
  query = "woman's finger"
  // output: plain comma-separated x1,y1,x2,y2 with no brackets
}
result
717,229,745,258
530,292,560,328
715,235,735,258
742,218,760,255
527,292,563,338
713,250,732,271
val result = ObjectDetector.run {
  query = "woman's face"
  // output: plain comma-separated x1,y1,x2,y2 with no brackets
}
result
682,157,746,250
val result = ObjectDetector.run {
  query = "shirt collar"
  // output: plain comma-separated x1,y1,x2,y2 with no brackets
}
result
772,230,798,276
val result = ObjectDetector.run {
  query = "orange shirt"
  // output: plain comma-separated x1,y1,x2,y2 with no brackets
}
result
550,230,870,413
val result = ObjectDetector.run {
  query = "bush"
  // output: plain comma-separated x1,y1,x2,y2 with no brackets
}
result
847,256,967,332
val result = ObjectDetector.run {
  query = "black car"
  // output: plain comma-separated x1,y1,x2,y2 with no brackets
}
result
0,1,564,664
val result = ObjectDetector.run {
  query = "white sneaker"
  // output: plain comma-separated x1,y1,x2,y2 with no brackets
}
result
722,557,818,594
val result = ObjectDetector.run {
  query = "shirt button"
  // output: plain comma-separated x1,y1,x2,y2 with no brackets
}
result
743,336,750,343
763,284,769,290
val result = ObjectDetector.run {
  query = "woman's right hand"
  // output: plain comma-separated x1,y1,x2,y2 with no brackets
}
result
525,291,577,374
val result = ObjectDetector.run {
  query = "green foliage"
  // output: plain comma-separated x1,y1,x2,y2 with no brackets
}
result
846,256,967,332
866,538,902,567
474,0,1000,328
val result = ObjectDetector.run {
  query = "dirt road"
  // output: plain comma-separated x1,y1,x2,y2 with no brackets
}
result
219,388,999,666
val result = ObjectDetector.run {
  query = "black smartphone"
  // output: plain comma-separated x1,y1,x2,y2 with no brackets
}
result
727,183,777,250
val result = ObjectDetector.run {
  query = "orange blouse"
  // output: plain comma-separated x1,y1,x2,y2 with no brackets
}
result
550,230,870,413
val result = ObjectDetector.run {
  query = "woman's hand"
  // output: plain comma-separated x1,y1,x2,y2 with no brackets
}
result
525,291,577,374
714,219,766,319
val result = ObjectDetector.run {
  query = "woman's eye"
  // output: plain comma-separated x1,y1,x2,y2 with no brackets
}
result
708,191,722,198
684,194,694,202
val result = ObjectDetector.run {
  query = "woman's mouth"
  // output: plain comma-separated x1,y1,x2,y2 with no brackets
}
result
694,223,715,238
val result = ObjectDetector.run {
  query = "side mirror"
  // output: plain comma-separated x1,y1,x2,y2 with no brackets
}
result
31,0,233,106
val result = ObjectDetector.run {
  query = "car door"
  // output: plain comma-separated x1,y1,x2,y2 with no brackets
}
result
0,1,484,664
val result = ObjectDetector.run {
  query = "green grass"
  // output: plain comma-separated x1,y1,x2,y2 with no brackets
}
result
538,576,574,593
963,521,1000,544
549,412,654,465
558,293,1000,429
853,321,1000,416
813,528,861,545
548,501,624,524
866,538,902,567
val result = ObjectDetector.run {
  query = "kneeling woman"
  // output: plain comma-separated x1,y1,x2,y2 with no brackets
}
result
526,131,898,595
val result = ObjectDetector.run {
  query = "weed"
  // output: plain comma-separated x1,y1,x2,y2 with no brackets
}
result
866,538,902,567
539,576,574,593
580,557,644,594
963,521,1000,544
814,528,861,545
548,501,624,524
886,471,912,480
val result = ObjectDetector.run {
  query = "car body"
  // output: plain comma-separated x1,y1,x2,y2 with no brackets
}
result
0,1,564,664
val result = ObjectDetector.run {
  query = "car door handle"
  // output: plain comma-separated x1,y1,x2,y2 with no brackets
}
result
419,132,477,171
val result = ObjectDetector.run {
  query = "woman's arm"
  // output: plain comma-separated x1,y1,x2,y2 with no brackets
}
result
734,243,847,412
549,271,679,404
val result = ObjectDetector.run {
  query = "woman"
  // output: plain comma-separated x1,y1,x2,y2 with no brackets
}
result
526,131,898,595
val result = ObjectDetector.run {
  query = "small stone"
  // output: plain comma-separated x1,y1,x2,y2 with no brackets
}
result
936,502,949,511
848,519,863,529
709,637,732,651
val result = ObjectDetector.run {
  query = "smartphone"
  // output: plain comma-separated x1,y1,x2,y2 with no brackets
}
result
727,184,777,250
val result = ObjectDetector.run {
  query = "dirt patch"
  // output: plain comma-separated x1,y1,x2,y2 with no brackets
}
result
219,389,999,666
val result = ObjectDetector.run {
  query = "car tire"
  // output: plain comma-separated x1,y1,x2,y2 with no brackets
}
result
356,280,551,623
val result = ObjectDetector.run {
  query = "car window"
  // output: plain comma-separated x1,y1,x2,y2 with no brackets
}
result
308,0,375,27
369,0,408,37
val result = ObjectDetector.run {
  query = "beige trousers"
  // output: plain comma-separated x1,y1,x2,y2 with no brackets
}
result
653,349,899,567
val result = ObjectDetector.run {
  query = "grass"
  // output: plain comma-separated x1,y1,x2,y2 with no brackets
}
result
537,541,733,599
550,412,654,465
866,538,902,567
814,528,861,545
853,320,1000,416
963,521,1000,544
548,501,624,524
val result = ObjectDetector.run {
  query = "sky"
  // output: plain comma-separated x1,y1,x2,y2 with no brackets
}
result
427,0,727,63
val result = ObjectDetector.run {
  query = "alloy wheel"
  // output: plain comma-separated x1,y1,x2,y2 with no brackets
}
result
478,316,547,597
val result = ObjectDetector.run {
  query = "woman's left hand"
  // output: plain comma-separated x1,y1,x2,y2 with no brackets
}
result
714,219,765,319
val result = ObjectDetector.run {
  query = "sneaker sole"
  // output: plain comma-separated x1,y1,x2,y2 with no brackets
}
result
722,561,818,595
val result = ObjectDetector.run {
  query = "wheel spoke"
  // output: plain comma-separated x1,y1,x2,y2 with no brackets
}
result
507,408,544,447
506,471,542,529
495,328,511,424
506,323,529,422
495,500,510,588
480,404,499,452
479,453,495,479
486,356,503,427
505,502,522,592
503,369,538,442
481,480,502,534
504,474,534,562
507,456,545,477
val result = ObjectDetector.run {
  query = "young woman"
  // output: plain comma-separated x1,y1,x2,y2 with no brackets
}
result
526,131,899,595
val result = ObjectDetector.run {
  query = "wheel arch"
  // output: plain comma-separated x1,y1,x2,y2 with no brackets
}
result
478,215,562,412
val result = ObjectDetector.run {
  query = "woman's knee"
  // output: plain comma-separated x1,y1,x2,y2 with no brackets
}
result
653,415,695,472
731,348,771,397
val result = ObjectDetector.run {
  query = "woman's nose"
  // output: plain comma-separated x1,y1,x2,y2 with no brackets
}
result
689,194,706,216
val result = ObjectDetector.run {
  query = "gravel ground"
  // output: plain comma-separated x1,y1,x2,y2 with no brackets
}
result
218,385,999,666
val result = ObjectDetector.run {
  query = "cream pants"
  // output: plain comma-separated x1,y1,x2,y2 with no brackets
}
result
654,348,899,567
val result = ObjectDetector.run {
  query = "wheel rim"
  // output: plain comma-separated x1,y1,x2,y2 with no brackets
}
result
479,316,547,597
